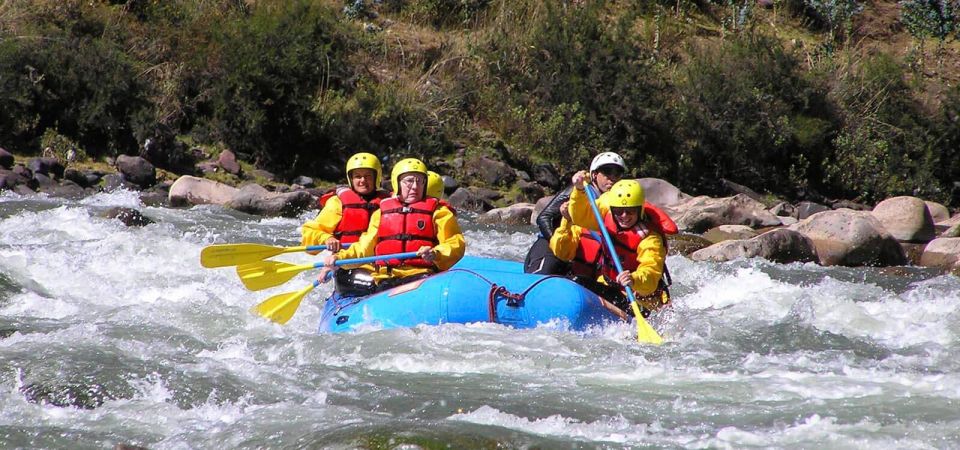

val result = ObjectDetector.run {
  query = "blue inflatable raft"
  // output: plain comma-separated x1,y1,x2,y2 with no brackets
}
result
318,256,615,333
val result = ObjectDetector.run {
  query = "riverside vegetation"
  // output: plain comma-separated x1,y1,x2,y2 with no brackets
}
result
1,0,959,207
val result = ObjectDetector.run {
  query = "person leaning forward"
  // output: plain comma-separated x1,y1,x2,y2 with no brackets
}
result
550,179,669,319
523,152,627,275
320,158,466,294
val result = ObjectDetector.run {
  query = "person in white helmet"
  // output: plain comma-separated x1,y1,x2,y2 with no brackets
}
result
523,152,626,274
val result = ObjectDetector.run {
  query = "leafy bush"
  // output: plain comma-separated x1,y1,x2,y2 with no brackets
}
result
388,0,492,28
672,34,834,196
0,3,149,156
900,0,959,69
802,0,864,41
468,1,674,178
39,129,87,163
823,52,946,202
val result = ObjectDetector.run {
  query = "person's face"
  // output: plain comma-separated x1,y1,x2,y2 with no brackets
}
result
591,165,624,193
398,173,426,203
350,168,377,195
611,206,639,229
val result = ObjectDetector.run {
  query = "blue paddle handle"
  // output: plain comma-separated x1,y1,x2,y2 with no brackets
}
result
304,242,351,253
584,185,636,302
321,251,421,269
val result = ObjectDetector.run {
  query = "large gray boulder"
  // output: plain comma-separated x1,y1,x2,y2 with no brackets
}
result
673,194,782,233
919,237,960,271
448,187,497,212
115,155,156,188
168,175,239,207
691,229,818,264
871,196,935,243
790,209,907,266
703,225,758,244
465,156,515,187
28,157,65,179
925,201,951,224
477,203,536,226
217,149,242,176
638,177,689,209
226,184,313,217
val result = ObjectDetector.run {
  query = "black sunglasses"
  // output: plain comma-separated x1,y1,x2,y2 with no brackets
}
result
597,166,624,178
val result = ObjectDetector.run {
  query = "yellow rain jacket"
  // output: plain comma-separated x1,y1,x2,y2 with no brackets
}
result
566,186,612,231
300,196,344,248
549,217,666,297
334,204,465,284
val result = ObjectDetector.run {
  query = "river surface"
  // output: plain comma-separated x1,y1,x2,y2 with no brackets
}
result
0,190,958,449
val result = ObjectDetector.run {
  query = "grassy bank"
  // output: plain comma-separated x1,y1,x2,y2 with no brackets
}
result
1,0,958,206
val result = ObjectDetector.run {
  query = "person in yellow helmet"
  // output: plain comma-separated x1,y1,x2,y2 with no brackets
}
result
426,170,444,199
301,152,390,252
321,158,466,293
426,170,458,215
549,179,669,318
523,152,627,275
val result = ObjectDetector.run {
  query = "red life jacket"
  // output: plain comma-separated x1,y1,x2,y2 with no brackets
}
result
643,202,678,235
319,187,390,244
375,196,440,268
571,213,647,281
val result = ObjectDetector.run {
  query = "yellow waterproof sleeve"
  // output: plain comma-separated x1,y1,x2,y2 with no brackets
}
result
300,196,343,248
430,205,466,271
567,187,611,231
629,232,667,296
548,217,582,262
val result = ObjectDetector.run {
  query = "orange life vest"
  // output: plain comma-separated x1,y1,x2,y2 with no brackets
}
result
643,202,678,235
375,196,440,268
571,213,647,281
319,187,389,244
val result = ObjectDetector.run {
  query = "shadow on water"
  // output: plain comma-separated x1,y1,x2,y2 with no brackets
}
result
732,319,892,361
240,421,588,450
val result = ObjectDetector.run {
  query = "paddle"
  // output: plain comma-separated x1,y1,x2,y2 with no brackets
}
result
236,251,419,291
200,243,351,268
251,280,320,325
583,183,664,345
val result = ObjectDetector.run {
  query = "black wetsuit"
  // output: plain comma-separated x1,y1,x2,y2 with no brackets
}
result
523,185,574,274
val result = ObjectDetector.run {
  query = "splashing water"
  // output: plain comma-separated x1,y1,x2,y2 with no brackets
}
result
1,192,958,448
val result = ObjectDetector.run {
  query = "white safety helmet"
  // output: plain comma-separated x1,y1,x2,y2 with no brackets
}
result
589,152,626,173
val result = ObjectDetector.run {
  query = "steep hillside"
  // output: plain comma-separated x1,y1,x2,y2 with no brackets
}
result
1,0,958,205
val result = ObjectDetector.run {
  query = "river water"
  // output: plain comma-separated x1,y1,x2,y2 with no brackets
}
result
0,190,958,449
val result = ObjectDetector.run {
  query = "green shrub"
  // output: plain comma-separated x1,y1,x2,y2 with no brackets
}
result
468,1,674,177
192,1,359,175
823,52,947,203
0,3,149,156
39,129,88,163
672,33,834,196
389,0,492,28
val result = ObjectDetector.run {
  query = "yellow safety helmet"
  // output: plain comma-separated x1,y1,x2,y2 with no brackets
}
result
345,152,382,189
390,158,429,193
608,179,644,208
426,171,444,198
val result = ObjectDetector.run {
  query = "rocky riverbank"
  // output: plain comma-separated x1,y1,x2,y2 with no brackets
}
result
2,146,958,275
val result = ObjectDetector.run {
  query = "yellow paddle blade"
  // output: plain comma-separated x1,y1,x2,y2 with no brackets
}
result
630,302,664,345
236,260,314,291
201,243,306,268
252,283,316,324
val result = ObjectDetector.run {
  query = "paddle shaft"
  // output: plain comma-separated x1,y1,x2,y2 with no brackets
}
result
201,242,351,268
584,185,635,302
287,251,422,274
